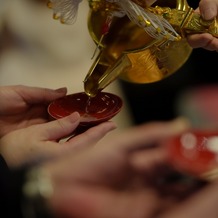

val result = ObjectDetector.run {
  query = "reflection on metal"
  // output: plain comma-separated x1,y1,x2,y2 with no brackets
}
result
47,0,218,97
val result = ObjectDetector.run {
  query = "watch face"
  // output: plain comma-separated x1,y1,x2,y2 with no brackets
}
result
163,130,218,180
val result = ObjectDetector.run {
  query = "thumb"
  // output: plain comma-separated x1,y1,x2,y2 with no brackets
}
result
39,112,80,141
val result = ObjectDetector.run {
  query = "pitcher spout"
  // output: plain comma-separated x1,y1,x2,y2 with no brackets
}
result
84,52,132,97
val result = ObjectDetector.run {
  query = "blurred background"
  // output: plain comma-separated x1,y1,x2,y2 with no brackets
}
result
0,0,218,136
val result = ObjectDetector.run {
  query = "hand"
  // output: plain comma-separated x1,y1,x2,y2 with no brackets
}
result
187,0,218,51
0,112,116,167
0,85,67,137
138,0,218,51
40,117,198,218
157,181,218,218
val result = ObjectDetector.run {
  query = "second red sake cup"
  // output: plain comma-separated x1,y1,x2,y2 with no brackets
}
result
163,129,218,180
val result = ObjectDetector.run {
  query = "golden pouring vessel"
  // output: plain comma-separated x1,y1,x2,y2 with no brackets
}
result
47,0,218,97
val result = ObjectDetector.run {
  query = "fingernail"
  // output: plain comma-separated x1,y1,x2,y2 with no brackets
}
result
102,121,117,130
55,87,67,93
70,112,81,122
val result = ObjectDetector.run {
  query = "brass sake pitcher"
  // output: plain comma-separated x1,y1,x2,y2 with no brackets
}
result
83,0,218,97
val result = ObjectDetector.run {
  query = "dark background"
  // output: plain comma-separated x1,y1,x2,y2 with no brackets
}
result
119,0,218,124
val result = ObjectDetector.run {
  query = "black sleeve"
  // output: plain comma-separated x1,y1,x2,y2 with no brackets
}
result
0,154,27,218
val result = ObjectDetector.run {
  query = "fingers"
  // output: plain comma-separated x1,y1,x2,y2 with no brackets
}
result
35,114,116,147
0,113,81,167
43,118,190,184
103,117,190,152
188,0,218,51
39,112,80,140
129,147,168,172
187,33,218,51
16,85,67,104
66,121,117,150
199,0,218,20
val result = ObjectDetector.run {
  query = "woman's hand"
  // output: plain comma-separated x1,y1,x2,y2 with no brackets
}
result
0,85,67,137
0,112,116,167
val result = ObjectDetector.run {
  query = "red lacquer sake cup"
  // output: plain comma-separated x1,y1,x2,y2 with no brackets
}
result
48,91,123,133
163,130,218,181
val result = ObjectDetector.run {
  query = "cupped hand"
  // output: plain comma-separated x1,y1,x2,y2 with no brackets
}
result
0,85,67,137
0,112,117,167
